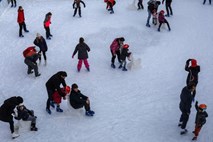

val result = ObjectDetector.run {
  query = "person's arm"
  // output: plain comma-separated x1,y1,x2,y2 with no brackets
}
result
81,1,86,7
72,46,78,58
185,59,191,71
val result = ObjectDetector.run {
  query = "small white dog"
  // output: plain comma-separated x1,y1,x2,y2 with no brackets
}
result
127,54,141,70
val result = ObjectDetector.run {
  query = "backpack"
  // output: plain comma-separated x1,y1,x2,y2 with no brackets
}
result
23,46,37,58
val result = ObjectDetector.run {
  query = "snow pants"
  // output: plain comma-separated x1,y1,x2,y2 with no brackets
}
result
77,59,89,71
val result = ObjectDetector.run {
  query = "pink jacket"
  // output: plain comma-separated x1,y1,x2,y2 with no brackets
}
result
44,18,51,27
110,39,120,54
158,13,165,23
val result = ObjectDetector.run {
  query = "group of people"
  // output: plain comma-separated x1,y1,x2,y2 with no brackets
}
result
178,59,208,140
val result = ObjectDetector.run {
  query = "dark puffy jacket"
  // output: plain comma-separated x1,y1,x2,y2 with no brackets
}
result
195,103,208,126
185,59,200,85
69,89,88,108
73,0,86,8
0,97,21,122
25,53,40,64
72,43,90,60
46,71,67,97
34,36,48,52
179,86,193,114
148,0,160,13
16,105,33,121
120,48,131,61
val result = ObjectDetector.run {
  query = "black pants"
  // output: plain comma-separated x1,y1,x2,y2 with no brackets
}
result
38,51,47,61
44,26,51,39
138,1,144,9
111,50,121,64
11,0,16,6
24,59,39,76
158,20,171,30
165,1,173,16
46,89,54,110
203,0,211,4
73,7,81,17
19,22,27,36
179,107,190,129
71,102,90,111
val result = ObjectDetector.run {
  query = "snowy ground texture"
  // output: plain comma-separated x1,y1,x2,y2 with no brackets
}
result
0,0,213,142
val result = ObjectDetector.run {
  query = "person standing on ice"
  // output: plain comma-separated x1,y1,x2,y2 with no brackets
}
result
69,83,95,116
72,37,90,72
137,0,144,10
119,44,131,71
104,0,116,14
110,37,125,68
17,6,29,37
178,83,196,135
157,10,171,32
185,59,200,100
73,0,86,17
43,12,52,40
33,33,48,65
45,71,67,114
10,0,16,7
162,0,173,17
146,0,161,27
0,96,23,139
203,0,211,5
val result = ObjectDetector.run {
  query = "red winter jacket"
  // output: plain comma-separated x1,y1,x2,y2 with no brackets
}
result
44,17,51,27
17,9,25,23
158,13,165,23
110,38,120,55
52,88,67,104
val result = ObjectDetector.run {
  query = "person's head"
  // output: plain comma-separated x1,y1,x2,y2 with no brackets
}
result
72,83,78,92
198,104,207,112
160,10,165,15
191,59,197,67
60,71,67,79
79,37,84,43
18,6,23,10
47,12,52,16
16,96,23,105
36,33,42,39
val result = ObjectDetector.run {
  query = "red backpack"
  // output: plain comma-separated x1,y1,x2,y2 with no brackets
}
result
23,46,37,58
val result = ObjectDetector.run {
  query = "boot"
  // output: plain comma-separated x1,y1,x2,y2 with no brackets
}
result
56,106,63,112
118,65,122,69
30,123,38,131
46,108,51,114
50,101,55,108
192,136,197,141
180,129,188,135
86,67,90,72
111,64,116,69
122,67,127,71
85,111,93,116
12,132,20,139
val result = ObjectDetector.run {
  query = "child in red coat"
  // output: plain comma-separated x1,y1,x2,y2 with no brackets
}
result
52,86,71,112
17,6,29,37
157,10,171,32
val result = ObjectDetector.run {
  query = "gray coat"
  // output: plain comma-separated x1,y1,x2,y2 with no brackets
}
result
72,43,90,59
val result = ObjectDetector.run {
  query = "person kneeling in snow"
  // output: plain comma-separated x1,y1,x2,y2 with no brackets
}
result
15,104,38,131
119,44,131,71
69,83,95,116
52,86,71,112
158,10,171,32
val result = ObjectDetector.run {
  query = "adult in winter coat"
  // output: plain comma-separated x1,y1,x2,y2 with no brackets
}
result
119,44,131,71
11,0,16,7
73,0,86,17
185,59,200,99
0,96,23,139
16,104,38,131
69,83,95,116
45,71,67,114
24,47,41,77
43,12,52,40
178,83,196,135
157,10,171,32
33,33,48,63
192,101,208,140
203,0,211,5
17,6,29,37
162,0,173,17
72,37,90,72
137,0,144,10
104,0,116,14
146,0,161,27
110,37,125,68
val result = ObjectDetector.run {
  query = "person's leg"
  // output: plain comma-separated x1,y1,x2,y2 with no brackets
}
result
73,8,77,16
23,22,28,32
42,51,47,61
165,3,170,16
46,89,54,113
78,7,81,17
168,2,173,15
194,124,202,137
111,50,116,68
122,60,127,71
19,23,23,37
165,20,171,31
47,27,51,39
146,10,152,27
38,51,42,61
116,50,121,63
181,112,189,130
9,121,15,133
203,0,206,4
158,22,163,31
83,59,90,71
77,59,83,72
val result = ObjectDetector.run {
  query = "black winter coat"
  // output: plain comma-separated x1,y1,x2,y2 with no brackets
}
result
16,105,33,121
34,36,48,52
72,43,90,60
69,89,88,108
195,103,208,126
120,48,131,61
73,0,86,8
46,71,67,97
148,0,160,13
179,86,193,114
185,60,200,85
25,53,40,64
0,97,21,122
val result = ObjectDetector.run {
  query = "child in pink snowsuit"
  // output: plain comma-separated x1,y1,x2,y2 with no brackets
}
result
72,37,90,72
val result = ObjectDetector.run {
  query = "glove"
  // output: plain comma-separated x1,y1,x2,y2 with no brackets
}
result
72,55,74,58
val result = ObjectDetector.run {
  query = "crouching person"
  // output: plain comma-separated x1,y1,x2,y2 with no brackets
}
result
52,86,71,112
69,83,95,116
16,104,38,131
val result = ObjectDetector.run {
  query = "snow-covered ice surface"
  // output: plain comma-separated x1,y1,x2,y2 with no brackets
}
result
0,0,212,142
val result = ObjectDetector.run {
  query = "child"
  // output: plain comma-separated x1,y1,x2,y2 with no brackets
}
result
119,44,131,71
44,12,52,40
152,9,158,25
73,0,86,17
52,86,71,112
158,10,171,32
104,0,116,14
72,37,90,72
16,104,38,131
69,83,95,116
192,101,208,140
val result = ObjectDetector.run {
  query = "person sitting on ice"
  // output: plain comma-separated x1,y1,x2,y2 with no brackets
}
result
69,83,95,116
15,104,38,131
52,86,71,112
157,10,171,32
119,44,131,71
104,0,116,14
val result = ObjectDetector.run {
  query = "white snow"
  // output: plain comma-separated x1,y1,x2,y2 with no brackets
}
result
0,0,212,141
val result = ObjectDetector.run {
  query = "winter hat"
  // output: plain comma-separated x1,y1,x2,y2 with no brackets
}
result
36,33,41,37
72,83,78,89
79,37,84,43
119,37,125,42
60,71,67,77
17,96,23,104
191,59,197,67
199,104,207,110
123,44,129,49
